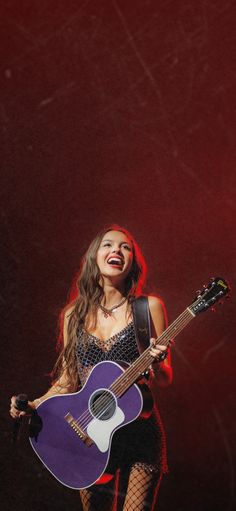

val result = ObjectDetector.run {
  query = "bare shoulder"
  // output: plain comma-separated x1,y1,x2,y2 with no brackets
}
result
147,295,167,336
148,295,166,319
148,295,164,311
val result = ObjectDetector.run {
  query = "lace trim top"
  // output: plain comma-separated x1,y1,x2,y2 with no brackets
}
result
76,321,139,386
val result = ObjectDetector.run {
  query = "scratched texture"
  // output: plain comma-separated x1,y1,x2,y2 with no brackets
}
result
1,1,235,510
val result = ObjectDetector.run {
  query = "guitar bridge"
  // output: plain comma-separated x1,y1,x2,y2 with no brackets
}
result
64,413,93,447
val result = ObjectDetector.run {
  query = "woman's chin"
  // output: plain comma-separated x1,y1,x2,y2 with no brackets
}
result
102,271,126,284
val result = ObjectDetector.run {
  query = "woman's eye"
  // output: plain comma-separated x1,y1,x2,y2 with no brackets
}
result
122,244,131,251
103,243,111,247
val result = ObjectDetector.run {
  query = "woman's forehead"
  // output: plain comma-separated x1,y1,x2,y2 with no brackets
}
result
102,230,131,243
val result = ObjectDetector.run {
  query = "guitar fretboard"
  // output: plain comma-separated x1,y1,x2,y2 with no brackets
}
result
110,307,194,398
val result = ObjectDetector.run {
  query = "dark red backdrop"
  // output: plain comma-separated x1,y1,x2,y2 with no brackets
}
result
1,1,235,510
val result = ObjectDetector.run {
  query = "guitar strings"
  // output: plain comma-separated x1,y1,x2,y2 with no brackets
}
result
73,309,193,430
74,309,192,429
75,310,192,430
76,317,192,430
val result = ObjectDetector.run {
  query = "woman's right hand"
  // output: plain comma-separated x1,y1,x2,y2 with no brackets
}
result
9,395,35,419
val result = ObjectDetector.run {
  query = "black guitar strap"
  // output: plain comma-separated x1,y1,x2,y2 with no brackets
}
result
132,295,151,354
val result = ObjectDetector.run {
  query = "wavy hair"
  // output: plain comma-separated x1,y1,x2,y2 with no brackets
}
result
52,224,147,390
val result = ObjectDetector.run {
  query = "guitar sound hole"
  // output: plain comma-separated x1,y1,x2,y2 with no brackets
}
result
90,390,116,420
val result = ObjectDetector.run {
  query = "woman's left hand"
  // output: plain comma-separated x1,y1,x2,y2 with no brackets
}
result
150,338,168,362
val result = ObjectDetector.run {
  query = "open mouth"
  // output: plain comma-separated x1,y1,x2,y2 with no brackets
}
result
107,256,124,267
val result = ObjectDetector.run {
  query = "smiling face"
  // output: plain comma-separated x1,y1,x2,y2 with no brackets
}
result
96,230,134,284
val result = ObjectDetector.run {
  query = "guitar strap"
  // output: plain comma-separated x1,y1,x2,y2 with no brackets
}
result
132,295,151,354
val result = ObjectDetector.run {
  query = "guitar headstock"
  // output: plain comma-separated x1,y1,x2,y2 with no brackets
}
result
189,277,230,315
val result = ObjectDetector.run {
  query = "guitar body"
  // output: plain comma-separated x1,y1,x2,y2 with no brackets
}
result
30,361,143,489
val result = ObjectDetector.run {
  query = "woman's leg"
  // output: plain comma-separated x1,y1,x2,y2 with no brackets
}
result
80,476,118,511
121,464,162,511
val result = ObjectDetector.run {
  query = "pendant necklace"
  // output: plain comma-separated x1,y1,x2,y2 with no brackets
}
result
99,297,127,318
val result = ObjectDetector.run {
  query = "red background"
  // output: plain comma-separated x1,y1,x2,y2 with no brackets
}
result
1,1,235,510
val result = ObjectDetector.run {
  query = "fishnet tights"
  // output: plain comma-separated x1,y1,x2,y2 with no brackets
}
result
80,465,162,511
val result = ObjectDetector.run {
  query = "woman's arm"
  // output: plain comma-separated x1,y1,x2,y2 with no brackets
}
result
148,295,173,387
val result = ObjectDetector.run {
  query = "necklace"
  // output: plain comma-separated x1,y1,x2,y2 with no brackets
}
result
99,297,127,318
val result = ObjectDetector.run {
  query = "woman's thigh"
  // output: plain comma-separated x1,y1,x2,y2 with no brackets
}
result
121,464,162,511
79,465,162,511
80,476,117,511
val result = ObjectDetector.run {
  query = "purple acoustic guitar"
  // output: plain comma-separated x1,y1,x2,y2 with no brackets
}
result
30,277,229,489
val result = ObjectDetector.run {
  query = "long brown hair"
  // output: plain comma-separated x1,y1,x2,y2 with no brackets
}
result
52,224,147,390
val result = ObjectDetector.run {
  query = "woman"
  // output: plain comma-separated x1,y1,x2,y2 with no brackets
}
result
10,224,172,510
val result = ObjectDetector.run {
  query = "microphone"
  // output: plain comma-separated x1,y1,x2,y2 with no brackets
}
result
12,393,28,443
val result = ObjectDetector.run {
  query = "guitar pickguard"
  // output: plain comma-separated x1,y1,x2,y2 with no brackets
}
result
87,405,125,452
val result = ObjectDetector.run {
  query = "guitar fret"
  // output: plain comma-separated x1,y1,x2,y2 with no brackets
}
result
111,309,194,398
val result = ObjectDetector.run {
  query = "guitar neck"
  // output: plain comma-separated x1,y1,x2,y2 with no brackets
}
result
110,307,195,398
